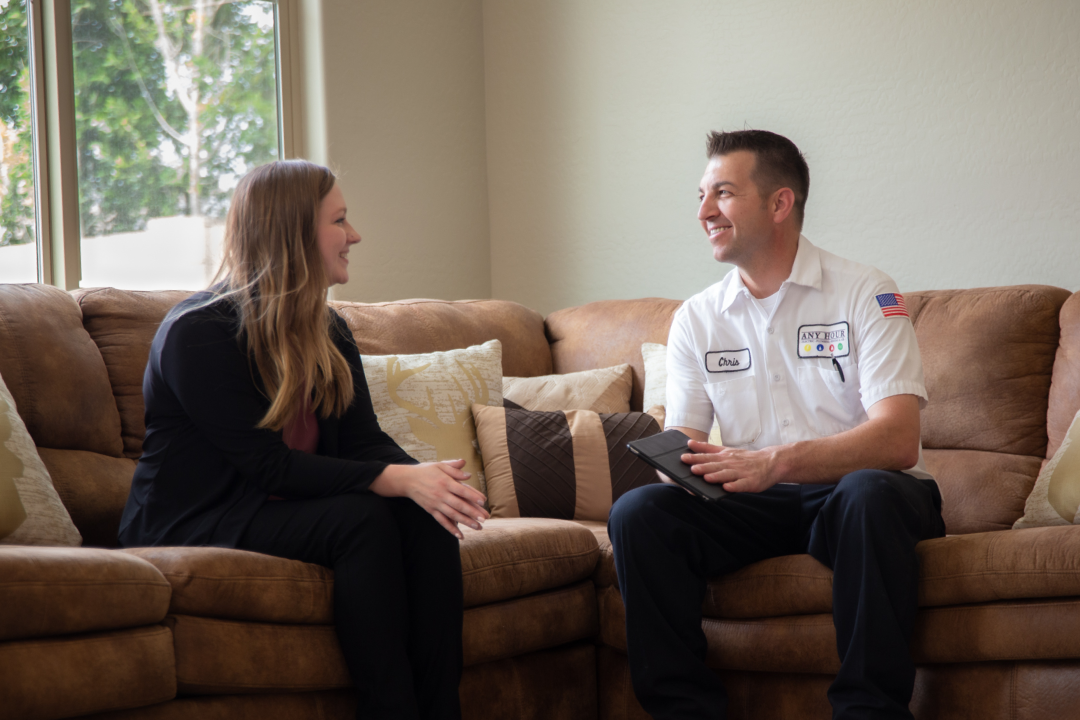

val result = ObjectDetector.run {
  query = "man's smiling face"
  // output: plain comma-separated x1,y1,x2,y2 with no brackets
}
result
697,150,774,268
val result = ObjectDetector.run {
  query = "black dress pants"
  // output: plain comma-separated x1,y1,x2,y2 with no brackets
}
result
239,493,463,720
608,470,946,720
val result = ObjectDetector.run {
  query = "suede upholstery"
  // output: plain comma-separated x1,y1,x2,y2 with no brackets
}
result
2,284,1080,720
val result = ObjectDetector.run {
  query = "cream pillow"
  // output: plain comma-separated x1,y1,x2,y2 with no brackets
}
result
1014,409,1080,528
641,342,723,446
0,372,81,546
362,340,503,495
503,364,633,414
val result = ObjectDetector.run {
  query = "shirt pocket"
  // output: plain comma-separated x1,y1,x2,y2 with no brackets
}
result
795,363,860,436
703,374,761,447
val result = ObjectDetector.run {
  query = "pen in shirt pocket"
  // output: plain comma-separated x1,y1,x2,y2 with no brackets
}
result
832,357,845,382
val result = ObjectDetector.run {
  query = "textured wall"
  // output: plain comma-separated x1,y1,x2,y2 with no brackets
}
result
484,0,1080,315
314,0,491,303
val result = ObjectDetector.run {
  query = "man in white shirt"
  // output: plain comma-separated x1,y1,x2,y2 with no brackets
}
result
608,130,946,720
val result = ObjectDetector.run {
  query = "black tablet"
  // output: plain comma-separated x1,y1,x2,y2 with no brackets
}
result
626,429,729,501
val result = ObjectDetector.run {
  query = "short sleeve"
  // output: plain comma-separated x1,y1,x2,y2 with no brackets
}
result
664,304,717,434
854,276,928,412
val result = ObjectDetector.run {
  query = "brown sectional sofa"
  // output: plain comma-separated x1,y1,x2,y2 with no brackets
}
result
2,282,1080,720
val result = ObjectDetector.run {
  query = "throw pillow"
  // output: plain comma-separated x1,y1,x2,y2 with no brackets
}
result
0,372,82,546
502,364,633,414
473,404,661,521
362,340,502,496
1014,409,1080,528
641,342,723,446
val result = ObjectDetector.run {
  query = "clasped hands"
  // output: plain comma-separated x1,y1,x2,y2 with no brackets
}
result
666,439,780,494
370,459,488,539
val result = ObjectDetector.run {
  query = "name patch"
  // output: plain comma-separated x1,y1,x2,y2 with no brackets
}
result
797,322,851,359
706,349,751,373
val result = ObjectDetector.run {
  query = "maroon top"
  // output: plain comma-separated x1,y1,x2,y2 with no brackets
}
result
268,397,319,501
283,396,319,454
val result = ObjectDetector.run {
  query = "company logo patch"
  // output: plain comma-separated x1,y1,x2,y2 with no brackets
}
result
797,322,851,359
706,349,751,373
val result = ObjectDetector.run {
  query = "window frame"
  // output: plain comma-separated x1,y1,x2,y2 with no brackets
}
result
26,0,297,289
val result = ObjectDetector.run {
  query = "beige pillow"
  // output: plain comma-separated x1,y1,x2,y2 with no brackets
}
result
0,373,81,546
362,340,502,495
502,364,633,414
1015,409,1080,528
641,342,723,446
473,404,660,521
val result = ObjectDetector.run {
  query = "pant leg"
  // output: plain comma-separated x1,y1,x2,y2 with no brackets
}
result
239,493,462,720
385,496,464,720
805,472,946,720
608,482,806,720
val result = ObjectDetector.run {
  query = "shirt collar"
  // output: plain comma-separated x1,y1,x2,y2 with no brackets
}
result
719,234,820,314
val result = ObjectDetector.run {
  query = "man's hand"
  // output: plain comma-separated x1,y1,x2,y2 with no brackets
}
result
681,440,780,494
370,459,489,539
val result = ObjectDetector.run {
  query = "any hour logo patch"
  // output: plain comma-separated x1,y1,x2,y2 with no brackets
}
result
798,322,851,359
705,349,751,373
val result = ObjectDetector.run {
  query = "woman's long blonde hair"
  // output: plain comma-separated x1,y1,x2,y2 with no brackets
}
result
215,160,355,431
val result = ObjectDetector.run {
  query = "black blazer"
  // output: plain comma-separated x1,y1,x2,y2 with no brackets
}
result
118,293,416,548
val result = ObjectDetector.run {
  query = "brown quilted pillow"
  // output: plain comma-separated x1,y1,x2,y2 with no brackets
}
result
472,405,660,521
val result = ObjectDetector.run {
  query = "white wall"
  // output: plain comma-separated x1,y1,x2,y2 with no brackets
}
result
483,0,1080,315
307,0,491,303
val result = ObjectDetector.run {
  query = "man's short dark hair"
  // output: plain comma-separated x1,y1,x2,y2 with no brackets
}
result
706,130,809,226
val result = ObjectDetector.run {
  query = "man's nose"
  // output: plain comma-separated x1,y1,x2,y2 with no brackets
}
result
697,197,714,221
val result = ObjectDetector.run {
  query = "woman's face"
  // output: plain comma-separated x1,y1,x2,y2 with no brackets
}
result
316,184,361,286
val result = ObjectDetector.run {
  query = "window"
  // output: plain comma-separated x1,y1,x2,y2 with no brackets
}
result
0,0,39,284
0,0,293,290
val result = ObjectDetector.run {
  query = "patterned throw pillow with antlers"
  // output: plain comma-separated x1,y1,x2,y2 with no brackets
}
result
360,340,503,497
472,404,661,522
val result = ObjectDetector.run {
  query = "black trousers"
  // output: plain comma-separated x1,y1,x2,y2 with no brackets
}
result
608,470,946,720
239,493,463,720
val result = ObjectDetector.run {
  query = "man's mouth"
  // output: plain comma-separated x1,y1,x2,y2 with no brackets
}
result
708,226,731,239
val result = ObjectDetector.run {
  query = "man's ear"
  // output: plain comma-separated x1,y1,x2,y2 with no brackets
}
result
770,187,796,224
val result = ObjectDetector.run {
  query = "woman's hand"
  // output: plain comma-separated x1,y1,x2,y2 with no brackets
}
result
369,459,489,539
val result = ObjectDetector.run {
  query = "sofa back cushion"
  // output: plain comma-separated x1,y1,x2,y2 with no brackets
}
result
0,285,123,457
908,286,1070,457
73,288,194,459
332,298,552,378
545,298,682,412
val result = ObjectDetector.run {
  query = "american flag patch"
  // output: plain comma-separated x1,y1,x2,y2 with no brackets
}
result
875,293,909,318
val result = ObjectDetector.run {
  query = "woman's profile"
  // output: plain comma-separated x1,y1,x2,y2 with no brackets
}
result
119,159,487,719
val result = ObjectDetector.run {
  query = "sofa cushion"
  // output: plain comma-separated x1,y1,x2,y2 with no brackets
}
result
37,448,137,548
908,285,1069,457
72,288,193,459
0,547,170,641
0,284,123,456
0,625,175,719
545,298,683,412
923,448,1043,534
168,581,598,694
591,523,1080,620
125,518,599,620
474,405,659,521
502,364,633,413
603,581,1080,673
123,546,336,624
332,298,553,379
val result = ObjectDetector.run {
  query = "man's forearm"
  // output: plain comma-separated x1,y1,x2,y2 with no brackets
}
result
672,393,922,493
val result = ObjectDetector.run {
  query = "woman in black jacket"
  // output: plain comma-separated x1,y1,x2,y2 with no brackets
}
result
119,160,487,720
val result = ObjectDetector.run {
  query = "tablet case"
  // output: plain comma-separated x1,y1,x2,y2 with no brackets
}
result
626,429,729,501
